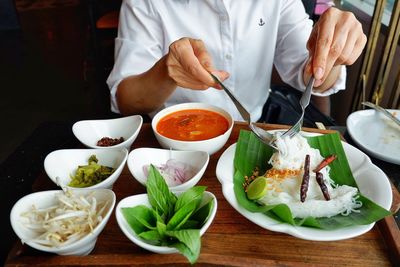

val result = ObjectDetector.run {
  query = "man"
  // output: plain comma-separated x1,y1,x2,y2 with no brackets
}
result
107,0,366,121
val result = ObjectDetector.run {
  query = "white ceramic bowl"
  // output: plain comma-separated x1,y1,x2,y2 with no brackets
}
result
10,189,116,255
127,148,209,192
151,103,234,155
72,115,143,149
115,191,217,254
44,148,128,189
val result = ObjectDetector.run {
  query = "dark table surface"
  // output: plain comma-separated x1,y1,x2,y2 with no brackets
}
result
1,121,399,265
3,122,400,266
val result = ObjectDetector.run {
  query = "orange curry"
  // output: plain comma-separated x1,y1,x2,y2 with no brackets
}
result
157,109,229,141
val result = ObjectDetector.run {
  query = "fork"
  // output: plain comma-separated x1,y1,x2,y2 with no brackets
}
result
210,73,278,149
280,76,315,139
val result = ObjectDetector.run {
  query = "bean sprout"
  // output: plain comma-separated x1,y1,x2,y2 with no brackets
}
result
20,190,109,248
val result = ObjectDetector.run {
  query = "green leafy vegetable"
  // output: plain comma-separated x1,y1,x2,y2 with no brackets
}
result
146,165,177,219
175,186,206,213
68,155,115,187
121,205,157,234
191,198,215,227
138,230,162,245
121,165,214,264
167,230,200,264
234,130,391,230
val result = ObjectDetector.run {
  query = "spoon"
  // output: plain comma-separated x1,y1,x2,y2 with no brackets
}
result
210,73,278,149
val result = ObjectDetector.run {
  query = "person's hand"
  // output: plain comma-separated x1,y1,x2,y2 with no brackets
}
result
166,37,229,90
305,7,367,88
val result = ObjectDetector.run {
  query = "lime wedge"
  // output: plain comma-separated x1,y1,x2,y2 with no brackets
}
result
246,176,268,200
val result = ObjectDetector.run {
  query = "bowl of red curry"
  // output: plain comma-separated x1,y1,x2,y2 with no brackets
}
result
152,103,234,155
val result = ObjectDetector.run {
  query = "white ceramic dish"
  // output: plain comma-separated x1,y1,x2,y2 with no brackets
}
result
10,189,116,255
216,131,392,241
44,148,128,189
347,109,400,165
127,148,209,192
151,103,234,155
72,115,143,149
115,191,217,254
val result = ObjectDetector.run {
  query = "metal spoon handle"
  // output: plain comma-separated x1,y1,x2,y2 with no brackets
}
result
210,73,251,123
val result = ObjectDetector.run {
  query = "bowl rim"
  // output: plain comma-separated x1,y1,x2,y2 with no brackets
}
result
115,191,217,253
44,148,129,189
151,102,234,144
72,115,143,148
126,147,210,191
10,189,116,252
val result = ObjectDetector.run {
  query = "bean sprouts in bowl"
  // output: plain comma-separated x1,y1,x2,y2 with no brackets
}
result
10,189,116,256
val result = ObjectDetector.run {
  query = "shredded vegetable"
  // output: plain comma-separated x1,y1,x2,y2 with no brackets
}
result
143,159,196,186
20,190,109,247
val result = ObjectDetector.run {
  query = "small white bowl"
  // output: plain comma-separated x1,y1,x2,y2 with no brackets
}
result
127,148,209,192
44,148,128,189
115,191,217,254
10,189,116,255
72,115,143,149
151,103,234,155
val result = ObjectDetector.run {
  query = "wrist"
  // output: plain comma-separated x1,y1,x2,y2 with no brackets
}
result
157,55,177,89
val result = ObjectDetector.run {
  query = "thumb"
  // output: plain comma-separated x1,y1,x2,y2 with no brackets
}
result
211,70,230,90
211,70,230,81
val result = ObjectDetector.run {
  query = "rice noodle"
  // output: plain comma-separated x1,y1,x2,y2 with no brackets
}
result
259,134,362,218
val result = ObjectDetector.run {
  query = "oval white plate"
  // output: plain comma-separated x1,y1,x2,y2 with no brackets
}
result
216,132,392,241
115,192,217,254
347,109,400,165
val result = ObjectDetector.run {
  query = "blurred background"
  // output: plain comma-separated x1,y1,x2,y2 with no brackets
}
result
0,0,399,263
0,0,399,164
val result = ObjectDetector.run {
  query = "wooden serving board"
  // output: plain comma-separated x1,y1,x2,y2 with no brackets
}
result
5,123,400,266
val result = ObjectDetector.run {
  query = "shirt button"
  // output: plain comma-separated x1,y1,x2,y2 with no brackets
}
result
225,54,232,60
220,14,227,21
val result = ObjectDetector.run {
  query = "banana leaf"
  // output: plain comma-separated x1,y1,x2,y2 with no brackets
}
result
233,130,391,230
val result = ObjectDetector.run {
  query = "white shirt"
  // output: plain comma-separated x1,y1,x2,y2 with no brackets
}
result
107,0,346,121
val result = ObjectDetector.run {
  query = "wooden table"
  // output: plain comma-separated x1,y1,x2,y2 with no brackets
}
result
5,123,400,266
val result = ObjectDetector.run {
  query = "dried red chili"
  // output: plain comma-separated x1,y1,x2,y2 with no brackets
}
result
313,155,337,173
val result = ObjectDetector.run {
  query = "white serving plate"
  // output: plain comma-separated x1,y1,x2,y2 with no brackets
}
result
216,132,392,241
347,109,400,165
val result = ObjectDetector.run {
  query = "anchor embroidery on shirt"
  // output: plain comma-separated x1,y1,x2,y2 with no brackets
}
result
258,18,265,26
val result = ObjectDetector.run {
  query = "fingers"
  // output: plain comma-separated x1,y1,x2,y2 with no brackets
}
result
312,11,336,82
190,39,214,70
314,25,350,87
167,38,229,90
170,38,214,85
333,29,358,66
309,8,366,87
344,31,367,65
